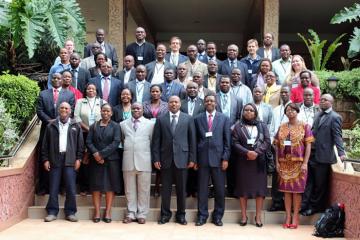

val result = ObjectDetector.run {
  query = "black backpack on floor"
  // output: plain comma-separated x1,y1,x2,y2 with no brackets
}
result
313,203,345,238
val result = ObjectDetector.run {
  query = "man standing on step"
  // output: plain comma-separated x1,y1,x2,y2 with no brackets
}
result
194,93,231,226
42,102,84,222
152,96,197,225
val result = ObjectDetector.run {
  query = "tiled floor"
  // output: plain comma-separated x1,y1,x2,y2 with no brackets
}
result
0,219,345,240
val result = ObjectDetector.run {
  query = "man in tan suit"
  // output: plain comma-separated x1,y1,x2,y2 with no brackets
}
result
120,102,155,224
184,45,208,80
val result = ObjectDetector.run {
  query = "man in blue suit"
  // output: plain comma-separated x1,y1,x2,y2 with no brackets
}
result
89,62,123,106
127,65,151,103
164,36,188,66
160,68,186,102
194,93,231,227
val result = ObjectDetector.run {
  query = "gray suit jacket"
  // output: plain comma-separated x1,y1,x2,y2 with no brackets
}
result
257,102,273,130
203,73,222,92
120,117,155,171
312,110,345,164
127,80,151,103
218,59,249,86
115,68,136,85
165,53,188,66
145,61,176,83
215,92,243,126
257,47,281,62
180,98,205,117
84,42,118,69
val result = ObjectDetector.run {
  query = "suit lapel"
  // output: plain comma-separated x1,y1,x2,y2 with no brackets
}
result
211,112,220,131
174,112,184,135
318,112,330,128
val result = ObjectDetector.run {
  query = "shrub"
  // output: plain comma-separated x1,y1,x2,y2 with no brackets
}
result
343,124,360,159
0,98,19,156
0,73,40,127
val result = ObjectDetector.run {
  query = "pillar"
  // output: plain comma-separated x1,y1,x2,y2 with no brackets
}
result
263,0,279,47
108,0,125,67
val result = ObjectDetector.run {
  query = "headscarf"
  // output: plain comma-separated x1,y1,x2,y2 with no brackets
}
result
241,103,259,126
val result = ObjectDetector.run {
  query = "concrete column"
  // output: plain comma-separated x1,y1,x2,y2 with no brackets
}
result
108,0,125,67
263,0,279,47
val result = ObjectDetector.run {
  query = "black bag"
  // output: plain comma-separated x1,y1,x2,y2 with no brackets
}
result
265,145,275,174
314,203,345,238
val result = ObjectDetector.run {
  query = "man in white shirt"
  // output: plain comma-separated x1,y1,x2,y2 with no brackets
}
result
230,68,253,105
298,88,320,127
272,44,292,85
116,55,136,86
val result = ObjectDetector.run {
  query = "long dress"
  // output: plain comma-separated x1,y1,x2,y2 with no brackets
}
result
273,121,314,193
232,121,271,198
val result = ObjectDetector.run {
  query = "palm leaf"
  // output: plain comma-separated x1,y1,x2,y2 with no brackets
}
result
321,33,346,70
45,0,67,48
309,29,320,44
0,0,10,28
348,27,360,58
331,3,360,24
20,13,45,58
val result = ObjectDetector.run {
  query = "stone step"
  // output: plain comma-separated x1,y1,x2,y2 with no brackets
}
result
27,206,321,225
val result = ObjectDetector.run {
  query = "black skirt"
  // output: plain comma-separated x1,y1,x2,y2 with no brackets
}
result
88,158,121,192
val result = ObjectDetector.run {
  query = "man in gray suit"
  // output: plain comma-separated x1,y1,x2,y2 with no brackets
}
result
252,86,273,129
69,53,91,94
301,94,346,216
152,96,197,225
121,102,155,224
127,65,151,103
115,55,136,85
257,33,280,62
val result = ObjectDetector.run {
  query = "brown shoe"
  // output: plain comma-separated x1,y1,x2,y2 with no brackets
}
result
122,217,135,224
137,218,146,224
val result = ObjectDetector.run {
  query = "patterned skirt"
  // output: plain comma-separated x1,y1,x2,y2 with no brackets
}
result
278,160,307,193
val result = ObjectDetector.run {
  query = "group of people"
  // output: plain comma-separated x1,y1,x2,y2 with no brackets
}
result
36,27,345,229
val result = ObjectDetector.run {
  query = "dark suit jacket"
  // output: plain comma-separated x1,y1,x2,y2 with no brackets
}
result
215,92,243,126
194,112,231,167
145,61,176,83
88,76,123,107
312,110,345,164
70,67,91,94
86,120,121,161
218,59,249,86
125,42,156,66
164,53,188,66
160,82,186,102
180,98,205,117
84,42,119,69
152,112,196,169
257,47,281,62
127,80,151,103
203,73,222,92
115,68,136,85
203,57,222,66
111,104,126,123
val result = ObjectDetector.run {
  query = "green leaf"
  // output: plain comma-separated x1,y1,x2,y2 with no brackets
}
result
331,3,360,24
20,13,45,58
45,0,67,48
348,27,360,58
0,0,10,28
321,33,346,70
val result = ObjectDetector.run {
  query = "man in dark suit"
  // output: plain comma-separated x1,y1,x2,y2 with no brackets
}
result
125,27,156,66
127,65,151,103
152,96,197,225
88,62,123,107
83,28,118,70
253,86,273,129
196,39,207,63
301,94,346,216
160,68,186,102
115,55,136,86
218,44,249,86
193,71,215,100
194,93,231,226
204,60,222,93
69,53,90,94
165,36,188,66
36,73,75,195
203,42,221,65
257,33,280,62
145,43,176,84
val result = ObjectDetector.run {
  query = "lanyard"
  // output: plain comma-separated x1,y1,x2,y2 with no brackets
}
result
136,82,145,97
155,63,164,73
231,85,240,97
188,100,195,115
87,97,97,114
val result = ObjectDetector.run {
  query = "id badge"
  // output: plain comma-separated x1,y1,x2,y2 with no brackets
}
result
248,69,253,74
205,132,213,138
284,140,291,146
89,113,95,126
118,142,123,149
137,56,144,61
247,139,255,145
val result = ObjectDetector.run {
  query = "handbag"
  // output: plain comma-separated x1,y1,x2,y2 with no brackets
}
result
265,145,275,174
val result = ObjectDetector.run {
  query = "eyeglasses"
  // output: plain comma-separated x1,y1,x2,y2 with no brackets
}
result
244,109,255,112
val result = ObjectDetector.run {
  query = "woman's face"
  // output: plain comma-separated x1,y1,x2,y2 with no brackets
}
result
86,84,97,98
96,55,106,66
101,105,112,120
292,56,303,72
260,61,271,74
285,106,298,120
151,86,161,100
265,72,276,86
243,105,256,121
62,72,72,86
121,89,132,103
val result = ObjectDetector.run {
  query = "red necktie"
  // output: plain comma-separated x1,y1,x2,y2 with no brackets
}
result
53,89,59,104
103,77,110,102
208,114,213,131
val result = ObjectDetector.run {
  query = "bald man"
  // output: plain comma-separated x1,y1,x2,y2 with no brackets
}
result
126,27,156,66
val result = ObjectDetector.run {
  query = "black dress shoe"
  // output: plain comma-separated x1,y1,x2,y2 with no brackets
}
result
102,217,112,223
93,217,101,223
255,217,263,228
175,217,187,225
158,216,170,224
239,216,248,226
301,209,318,216
195,218,207,226
268,204,285,212
212,219,223,226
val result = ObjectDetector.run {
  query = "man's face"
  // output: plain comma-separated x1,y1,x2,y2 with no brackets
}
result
59,49,69,61
204,95,216,112
170,38,181,52
280,88,290,103
192,73,203,86
168,96,181,113
51,73,62,88
187,46,198,61
135,28,146,41
177,65,187,78
131,103,143,119
135,66,146,81
62,71,72,87
220,78,231,93
300,73,311,88
65,41,74,53
164,69,175,81
186,84,198,98
303,90,314,106
280,45,291,60
100,63,112,76
253,88,264,102
231,69,242,84
70,54,80,68
197,39,206,53
320,95,332,110
58,103,71,120
207,61,218,74
96,29,105,43
124,56,134,69
247,42,258,55
156,45,166,59
227,45,238,60
91,44,102,55
263,33,273,46
206,43,216,57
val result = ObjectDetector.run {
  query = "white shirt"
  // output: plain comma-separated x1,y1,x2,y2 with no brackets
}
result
270,103,290,141
136,79,145,102
220,91,231,118
263,47,272,61
198,86,205,99
151,61,165,85
124,67,134,84
272,57,292,85
298,104,317,127
169,111,180,124
187,97,197,116
255,103,264,121
170,52,179,66
231,83,253,105
59,118,70,152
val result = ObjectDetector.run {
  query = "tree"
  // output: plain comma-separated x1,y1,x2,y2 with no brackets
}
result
331,2,360,58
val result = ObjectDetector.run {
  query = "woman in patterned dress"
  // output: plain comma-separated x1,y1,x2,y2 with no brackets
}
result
274,103,314,229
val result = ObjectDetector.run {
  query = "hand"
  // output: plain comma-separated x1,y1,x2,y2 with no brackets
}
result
187,162,195,169
221,160,228,171
247,151,258,160
93,152,102,162
339,155,346,162
98,159,105,164
44,161,50,171
74,159,81,171
154,161,161,170
193,164,199,171
301,163,307,172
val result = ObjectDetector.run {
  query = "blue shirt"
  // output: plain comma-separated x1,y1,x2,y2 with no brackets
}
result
47,63,70,89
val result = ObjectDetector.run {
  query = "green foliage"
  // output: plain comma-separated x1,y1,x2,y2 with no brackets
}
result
344,124,360,159
331,3,360,58
298,29,346,71
0,98,19,156
315,68,360,100
0,73,40,127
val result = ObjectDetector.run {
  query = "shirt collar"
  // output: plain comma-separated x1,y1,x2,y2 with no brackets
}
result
136,40,145,46
324,107,332,113
170,111,180,118
53,87,62,92
206,110,216,117
58,117,70,126
132,116,144,123
188,96,197,102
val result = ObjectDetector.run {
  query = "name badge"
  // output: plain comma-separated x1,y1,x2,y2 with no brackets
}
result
284,140,291,146
118,142,123,149
247,139,255,145
248,69,253,74
137,56,144,61
205,132,213,138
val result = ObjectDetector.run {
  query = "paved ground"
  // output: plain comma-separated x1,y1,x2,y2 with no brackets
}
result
0,219,345,240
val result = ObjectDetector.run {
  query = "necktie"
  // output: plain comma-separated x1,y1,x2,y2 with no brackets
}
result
208,114,213,131
171,114,177,134
223,94,228,108
133,119,139,131
71,69,78,88
230,60,234,69
53,89,59,104
103,77,110,102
